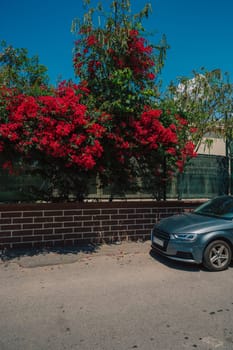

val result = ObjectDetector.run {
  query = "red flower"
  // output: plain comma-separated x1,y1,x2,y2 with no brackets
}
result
166,147,176,156
176,160,184,172
2,161,14,175
129,29,139,37
190,127,198,133
55,122,73,136
86,35,97,46
147,73,155,80
176,115,188,125
86,123,106,137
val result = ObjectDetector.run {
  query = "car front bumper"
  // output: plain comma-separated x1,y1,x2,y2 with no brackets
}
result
151,237,203,264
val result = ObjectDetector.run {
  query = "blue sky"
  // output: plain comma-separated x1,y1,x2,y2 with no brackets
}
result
1,0,233,88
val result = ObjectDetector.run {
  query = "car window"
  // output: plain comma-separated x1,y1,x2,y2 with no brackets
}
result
194,196,233,220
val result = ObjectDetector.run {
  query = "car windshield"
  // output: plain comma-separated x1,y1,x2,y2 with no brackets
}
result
194,196,233,220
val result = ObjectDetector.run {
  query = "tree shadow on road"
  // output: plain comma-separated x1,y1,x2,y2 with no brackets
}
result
0,243,100,263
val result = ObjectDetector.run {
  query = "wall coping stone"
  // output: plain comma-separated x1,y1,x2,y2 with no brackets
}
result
0,200,204,212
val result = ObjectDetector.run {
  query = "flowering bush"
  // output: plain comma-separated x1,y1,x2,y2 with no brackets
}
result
0,82,196,200
0,82,108,200
131,107,196,198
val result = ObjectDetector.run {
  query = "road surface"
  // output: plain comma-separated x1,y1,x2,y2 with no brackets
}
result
0,241,233,349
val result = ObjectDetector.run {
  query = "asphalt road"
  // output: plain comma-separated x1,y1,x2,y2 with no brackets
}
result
0,241,233,350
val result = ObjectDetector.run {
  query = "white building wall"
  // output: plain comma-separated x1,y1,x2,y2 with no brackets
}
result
198,137,226,156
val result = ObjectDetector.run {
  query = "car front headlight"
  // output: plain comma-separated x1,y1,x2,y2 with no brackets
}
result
172,233,197,241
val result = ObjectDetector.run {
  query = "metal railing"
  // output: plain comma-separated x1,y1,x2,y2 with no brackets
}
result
0,155,229,202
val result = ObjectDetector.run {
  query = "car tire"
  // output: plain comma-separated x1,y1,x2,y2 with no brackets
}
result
203,240,232,271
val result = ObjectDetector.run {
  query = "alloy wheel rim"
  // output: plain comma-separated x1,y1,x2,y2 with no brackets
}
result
210,244,229,268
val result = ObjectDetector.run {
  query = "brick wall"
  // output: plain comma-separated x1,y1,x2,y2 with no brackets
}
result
0,200,202,250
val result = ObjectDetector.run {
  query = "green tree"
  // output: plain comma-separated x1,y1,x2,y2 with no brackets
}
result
0,41,50,95
165,68,233,151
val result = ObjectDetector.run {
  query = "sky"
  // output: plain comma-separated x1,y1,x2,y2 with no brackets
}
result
1,0,233,89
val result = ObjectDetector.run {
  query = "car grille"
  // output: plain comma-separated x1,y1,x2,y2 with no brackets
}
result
152,227,170,251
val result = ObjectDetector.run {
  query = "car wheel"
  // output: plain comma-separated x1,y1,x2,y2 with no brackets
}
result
203,240,232,271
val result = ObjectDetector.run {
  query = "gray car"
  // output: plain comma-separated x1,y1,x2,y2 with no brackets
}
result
151,195,233,271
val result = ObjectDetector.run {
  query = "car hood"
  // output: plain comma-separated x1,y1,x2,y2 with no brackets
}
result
156,212,233,234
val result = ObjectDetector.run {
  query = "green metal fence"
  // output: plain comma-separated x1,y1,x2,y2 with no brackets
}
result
0,154,229,202
167,154,228,199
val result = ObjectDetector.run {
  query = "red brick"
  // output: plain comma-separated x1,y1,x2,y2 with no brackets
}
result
119,209,136,214
44,210,62,216
55,216,73,222
74,215,92,221
136,209,152,214
128,214,143,219
44,223,62,229
44,234,62,240
74,227,92,233
63,233,82,239
23,236,43,242
83,209,100,215
92,226,109,232
34,217,53,223
1,224,21,231
0,218,11,224
83,221,100,227
93,215,109,220
110,214,127,220
135,219,150,224
127,224,144,230
23,224,43,230
13,218,33,224
64,222,82,228
23,211,43,217
122,219,135,225
101,209,118,215
151,208,160,213
12,230,33,236
0,231,11,237
144,224,154,229
135,229,149,235
102,220,117,226
1,212,22,218
34,229,53,235
0,237,22,243
64,210,82,216
144,213,156,219
84,232,100,238
111,225,127,231
159,213,172,219
54,228,73,234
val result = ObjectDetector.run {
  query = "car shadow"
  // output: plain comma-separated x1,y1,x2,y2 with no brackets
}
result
0,244,100,263
150,249,233,272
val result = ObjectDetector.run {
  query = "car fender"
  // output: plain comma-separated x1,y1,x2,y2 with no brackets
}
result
200,230,233,253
